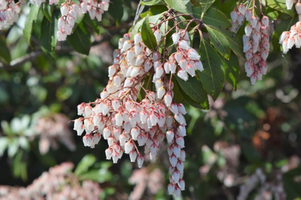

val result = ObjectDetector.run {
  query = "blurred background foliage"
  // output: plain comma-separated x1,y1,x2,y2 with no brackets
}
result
0,0,301,199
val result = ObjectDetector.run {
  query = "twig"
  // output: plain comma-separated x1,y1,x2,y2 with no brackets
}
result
0,51,43,70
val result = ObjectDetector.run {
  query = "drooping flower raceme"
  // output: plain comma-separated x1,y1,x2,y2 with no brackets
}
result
0,0,110,41
279,2,301,54
0,0,21,29
57,0,110,41
241,8,269,84
73,29,204,197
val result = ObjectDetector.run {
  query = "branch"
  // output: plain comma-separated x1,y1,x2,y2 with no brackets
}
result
0,33,113,70
0,51,43,70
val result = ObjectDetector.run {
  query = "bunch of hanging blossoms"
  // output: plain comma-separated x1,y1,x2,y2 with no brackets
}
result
73,9,206,195
0,0,110,41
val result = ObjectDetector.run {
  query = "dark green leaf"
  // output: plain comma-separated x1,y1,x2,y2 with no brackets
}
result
42,3,52,22
224,51,240,90
283,167,301,178
0,85,9,103
178,83,209,109
203,7,231,30
206,25,230,59
222,30,245,58
172,78,185,104
240,141,262,163
200,0,215,19
40,12,58,59
138,73,153,101
141,15,157,50
149,5,168,15
267,0,295,17
0,36,11,64
108,0,124,25
141,0,165,6
75,154,96,175
175,76,209,109
23,5,40,46
212,0,237,15
164,0,192,14
198,37,225,100
67,23,91,55
83,14,102,34
0,137,9,157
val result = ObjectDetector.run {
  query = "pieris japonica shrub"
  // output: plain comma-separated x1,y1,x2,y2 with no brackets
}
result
1,0,301,198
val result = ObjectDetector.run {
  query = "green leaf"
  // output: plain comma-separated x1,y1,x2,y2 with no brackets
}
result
203,7,231,30
267,0,295,17
0,85,9,103
23,5,40,46
8,138,19,158
198,36,225,100
176,76,209,108
1,121,13,135
222,30,245,58
149,5,168,15
42,3,52,22
83,14,102,34
149,13,164,24
141,15,157,50
75,154,96,175
266,7,279,20
40,13,58,59
164,0,192,14
138,73,153,101
108,0,124,25
67,23,91,55
172,78,184,104
141,0,165,6
206,25,230,59
178,83,209,109
79,168,112,183
0,36,11,64
56,86,72,101
240,141,261,163
200,0,215,19
130,18,144,39
224,52,240,90
0,137,9,157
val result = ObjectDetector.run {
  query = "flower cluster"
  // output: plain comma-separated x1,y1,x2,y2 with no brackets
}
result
129,167,164,199
0,162,103,200
57,0,109,41
34,113,76,154
0,0,21,29
279,21,301,54
230,4,247,32
57,2,83,41
73,28,203,196
237,169,286,200
280,1,301,54
240,8,269,84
